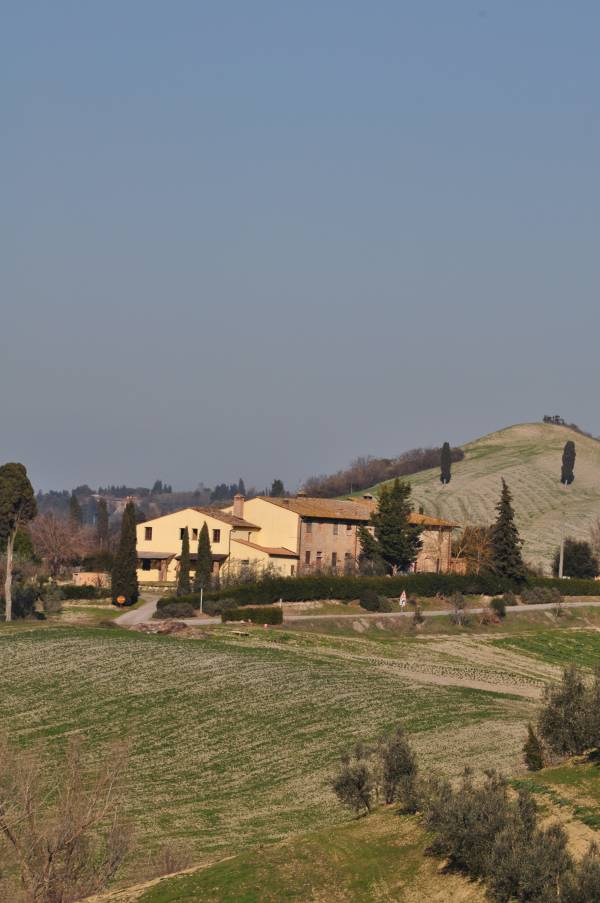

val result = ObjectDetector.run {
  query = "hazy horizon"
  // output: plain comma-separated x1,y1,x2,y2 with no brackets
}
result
3,2,600,493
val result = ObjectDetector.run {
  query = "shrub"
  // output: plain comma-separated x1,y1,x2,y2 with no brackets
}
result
490,596,506,619
380,727,419,811
552,539,599,579
449,592,469,627
0,585,40,620
538,665,595,756
332,750,375,815
358,588,380,611
358,589,393,612
153,601,196,619
42,586,64,614
562,842,600,902
412,603,425,626
523,723,545,771
222,606,283,625
521,586,563,606
502,590,518,606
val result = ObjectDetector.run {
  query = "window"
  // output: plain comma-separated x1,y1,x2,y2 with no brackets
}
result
346,523,353,532
192,528,198,541
290,565,295,576
144,527,152,541
331,552,337,568
142,559,151,571
333,523,339,536
316,551,322,569
305,550,311,565
179,528,186,540
344,552,352,560
305,520,313,534
212,529,221,543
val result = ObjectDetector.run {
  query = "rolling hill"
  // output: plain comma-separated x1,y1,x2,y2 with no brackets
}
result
369,423,600,572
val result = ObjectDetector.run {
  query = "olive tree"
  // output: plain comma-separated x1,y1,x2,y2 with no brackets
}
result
0,463,37,621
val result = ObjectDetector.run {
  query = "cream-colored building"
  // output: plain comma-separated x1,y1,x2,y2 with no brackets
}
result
135,506,298,584
137,495,458,585
227,494,458,575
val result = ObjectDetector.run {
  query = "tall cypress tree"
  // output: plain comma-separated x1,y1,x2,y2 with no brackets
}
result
69,493,82,529
111,500,138,604
369,479,422,574
440,442,452,485
177,527,191,596
561,440,576,486
489,479,525,582
193,522,213,591
96,497,109,549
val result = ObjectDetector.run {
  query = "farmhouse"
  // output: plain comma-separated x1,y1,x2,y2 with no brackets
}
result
135,507,298,583
136,494,458,584
228,494,458,575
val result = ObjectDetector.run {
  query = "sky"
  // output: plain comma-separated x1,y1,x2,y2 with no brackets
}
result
2,2,600,493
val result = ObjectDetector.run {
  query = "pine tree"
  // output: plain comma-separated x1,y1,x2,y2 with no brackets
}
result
369,479,422,574
489,480,525,582
193,522,212,591
561,440,576,485
357,526,383,573
69,493,82,529
523,723,545,771
96,498,109,549
238,478,246,496
110,501,138,604
440,442,452,485
177,527,191,596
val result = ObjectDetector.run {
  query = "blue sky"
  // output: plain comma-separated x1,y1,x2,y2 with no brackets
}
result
2,2,599,491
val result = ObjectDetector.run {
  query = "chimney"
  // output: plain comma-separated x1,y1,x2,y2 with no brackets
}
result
233,494,244,518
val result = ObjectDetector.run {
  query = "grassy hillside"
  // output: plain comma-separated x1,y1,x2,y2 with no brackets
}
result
370,422,600,571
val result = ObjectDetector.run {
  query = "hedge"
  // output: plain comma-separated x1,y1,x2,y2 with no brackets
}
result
204,574,517,606
222,606,283,625
529,576,600,596
59,584,110,600
203,573,600,606
153,600,196,619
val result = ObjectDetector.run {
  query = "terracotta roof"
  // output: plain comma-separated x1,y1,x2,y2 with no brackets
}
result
232,538,298,558
191,507,260,530
259,497,458,528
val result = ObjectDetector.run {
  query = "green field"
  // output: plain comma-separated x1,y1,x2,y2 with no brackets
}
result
367,422,600,571
492,628,600,667
0,622,537,875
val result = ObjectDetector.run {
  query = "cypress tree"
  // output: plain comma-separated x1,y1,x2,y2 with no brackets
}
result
440,442,452,485
561,440,576,485
177,527,191,596
96,498,109,549
523,723,545,771
193,522,212,591
110,500,138,604
69,493,82,529
369,479,422,574
489,479,525,583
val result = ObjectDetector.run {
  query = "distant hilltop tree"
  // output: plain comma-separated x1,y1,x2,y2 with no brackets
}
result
270,479,285,497
440,442,452,485
561,441,576,486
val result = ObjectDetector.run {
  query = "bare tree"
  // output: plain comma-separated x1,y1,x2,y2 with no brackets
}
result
452,524,494,574
0,733,132,902
30,514,95,577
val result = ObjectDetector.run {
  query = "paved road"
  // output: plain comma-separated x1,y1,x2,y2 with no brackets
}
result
115,596,600,628
115,595,160,626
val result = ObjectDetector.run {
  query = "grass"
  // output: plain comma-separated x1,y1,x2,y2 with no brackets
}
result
0,623,533,877
134,808,486,903
491,628,600,667
366,421,600,571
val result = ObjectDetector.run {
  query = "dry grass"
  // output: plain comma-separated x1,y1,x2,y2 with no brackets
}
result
369,422,600,570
